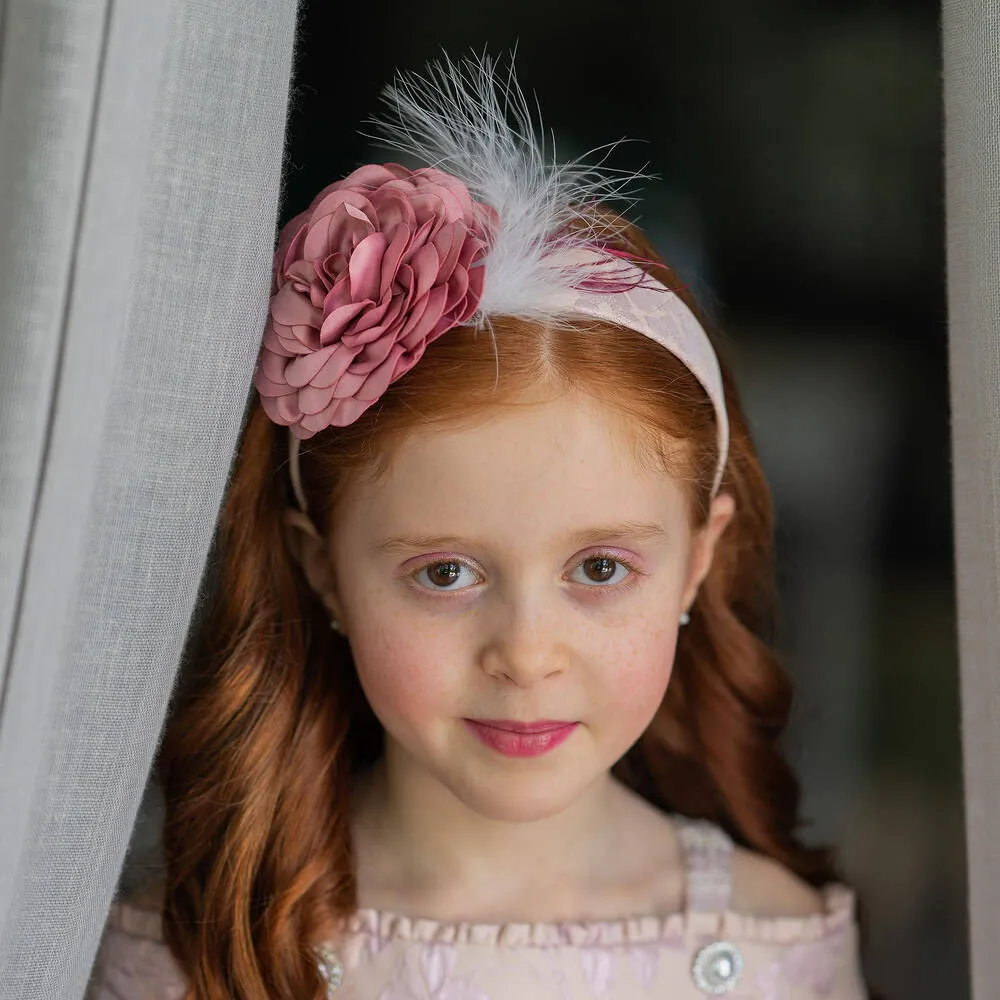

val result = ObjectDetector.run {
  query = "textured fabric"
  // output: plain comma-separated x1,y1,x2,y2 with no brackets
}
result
942,3,1000,999
0,1,300,998
86,815,866,999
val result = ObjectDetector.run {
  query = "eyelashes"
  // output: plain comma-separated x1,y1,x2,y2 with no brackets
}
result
407,550,643,596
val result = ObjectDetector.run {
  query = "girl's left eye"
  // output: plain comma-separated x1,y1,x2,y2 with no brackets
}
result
568,554,635,587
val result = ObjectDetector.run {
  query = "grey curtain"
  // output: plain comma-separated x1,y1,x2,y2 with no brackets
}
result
0,2,300,998
0,1,996,998
943,3,1000,998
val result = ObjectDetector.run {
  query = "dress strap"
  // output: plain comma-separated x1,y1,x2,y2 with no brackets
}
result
671,814,734,914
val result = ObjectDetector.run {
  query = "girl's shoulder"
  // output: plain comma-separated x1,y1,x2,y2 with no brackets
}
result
654,814,864,994
731,840,827,917
669,811,831,918
85,879,187,1000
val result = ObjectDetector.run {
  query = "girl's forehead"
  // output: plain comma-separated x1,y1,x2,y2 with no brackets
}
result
338,393,690,541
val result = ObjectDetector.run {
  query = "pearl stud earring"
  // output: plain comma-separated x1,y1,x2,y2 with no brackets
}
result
679,611,691,626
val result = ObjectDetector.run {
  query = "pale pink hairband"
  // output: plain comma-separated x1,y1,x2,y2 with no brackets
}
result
279,250,729,515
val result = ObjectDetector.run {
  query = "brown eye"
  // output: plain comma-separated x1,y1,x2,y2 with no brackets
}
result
583,556,618,583
427,561,463,587
414,560,480,591
569,553,636,588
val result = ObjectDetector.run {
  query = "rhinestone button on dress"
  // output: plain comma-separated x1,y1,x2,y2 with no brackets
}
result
314,945,344,995
690,940,743,994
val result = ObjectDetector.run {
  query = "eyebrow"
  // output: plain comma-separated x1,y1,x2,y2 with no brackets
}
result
374,520,668,555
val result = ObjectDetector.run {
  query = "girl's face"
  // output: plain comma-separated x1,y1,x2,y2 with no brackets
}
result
324,391,733,823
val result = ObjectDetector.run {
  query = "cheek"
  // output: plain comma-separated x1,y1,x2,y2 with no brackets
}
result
347,610,462,731
598,621,680,733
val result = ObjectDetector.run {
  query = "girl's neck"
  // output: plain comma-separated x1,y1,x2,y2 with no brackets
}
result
349,741,685,924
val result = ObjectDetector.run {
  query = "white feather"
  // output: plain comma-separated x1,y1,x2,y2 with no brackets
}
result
367,50,651,322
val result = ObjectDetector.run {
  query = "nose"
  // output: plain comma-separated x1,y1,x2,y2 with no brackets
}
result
479,596,571,687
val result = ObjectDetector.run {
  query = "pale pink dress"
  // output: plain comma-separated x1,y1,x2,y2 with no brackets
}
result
86,814,867,999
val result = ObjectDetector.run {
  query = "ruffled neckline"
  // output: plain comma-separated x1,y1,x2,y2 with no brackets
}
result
339,882,856,949
109,881,856,954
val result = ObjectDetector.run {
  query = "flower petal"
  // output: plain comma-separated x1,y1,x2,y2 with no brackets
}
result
323,271,354,314
409,243,440,301
262,324,295,358
351,296,392,337
285,258,316,288
392,263,415,309
275,392,303,424
416,167,477,220
408,216,435,252
338,163,402,189
259,347,290,382
284,344,339,388
380,225,412,300
433,222,463,284
276,322,320,353
352,330,397,367
325,202,376,257
253,366,296,398
370,186,417,234
271,283,321,328
349,232,388,302
297,382,337,415
304,191,375,258
312,344,360,389
299,396,340,434
393,290,429,345
259,392,293,426
355,343,408,401
398,284,447,349
443,264,469,314
331,368,368,399
329,394,377,426
408,190,445,229
344,294,405,349
320,300,370,343
274,219,309,282
426,183,467,223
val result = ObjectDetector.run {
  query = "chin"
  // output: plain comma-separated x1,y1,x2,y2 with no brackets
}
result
446,766,594,824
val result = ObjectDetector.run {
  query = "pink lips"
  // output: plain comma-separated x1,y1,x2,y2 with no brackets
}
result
463,719,579,758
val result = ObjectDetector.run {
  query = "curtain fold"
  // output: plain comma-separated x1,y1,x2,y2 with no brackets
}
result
942,3,1000,998
0,0,993,996
0,1,300,997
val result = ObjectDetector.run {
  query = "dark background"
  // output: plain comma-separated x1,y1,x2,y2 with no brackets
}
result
276,2,962,997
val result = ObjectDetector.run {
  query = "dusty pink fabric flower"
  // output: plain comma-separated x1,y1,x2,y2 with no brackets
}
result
254,163,491,437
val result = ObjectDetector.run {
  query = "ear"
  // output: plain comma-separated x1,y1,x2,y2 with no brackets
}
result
680,492,736,614
282,509,345,624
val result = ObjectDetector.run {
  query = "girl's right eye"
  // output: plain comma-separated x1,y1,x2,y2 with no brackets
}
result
411,559,482,592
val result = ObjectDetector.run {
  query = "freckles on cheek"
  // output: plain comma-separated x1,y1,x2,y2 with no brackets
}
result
602,627,679,723
351,619,458,722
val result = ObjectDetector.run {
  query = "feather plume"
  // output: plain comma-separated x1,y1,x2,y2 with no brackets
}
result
367,50,653,322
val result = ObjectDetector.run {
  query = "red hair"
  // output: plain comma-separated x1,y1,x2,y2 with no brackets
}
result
156,218,857,999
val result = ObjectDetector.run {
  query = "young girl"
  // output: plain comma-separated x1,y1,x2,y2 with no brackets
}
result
87,54,869,1000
